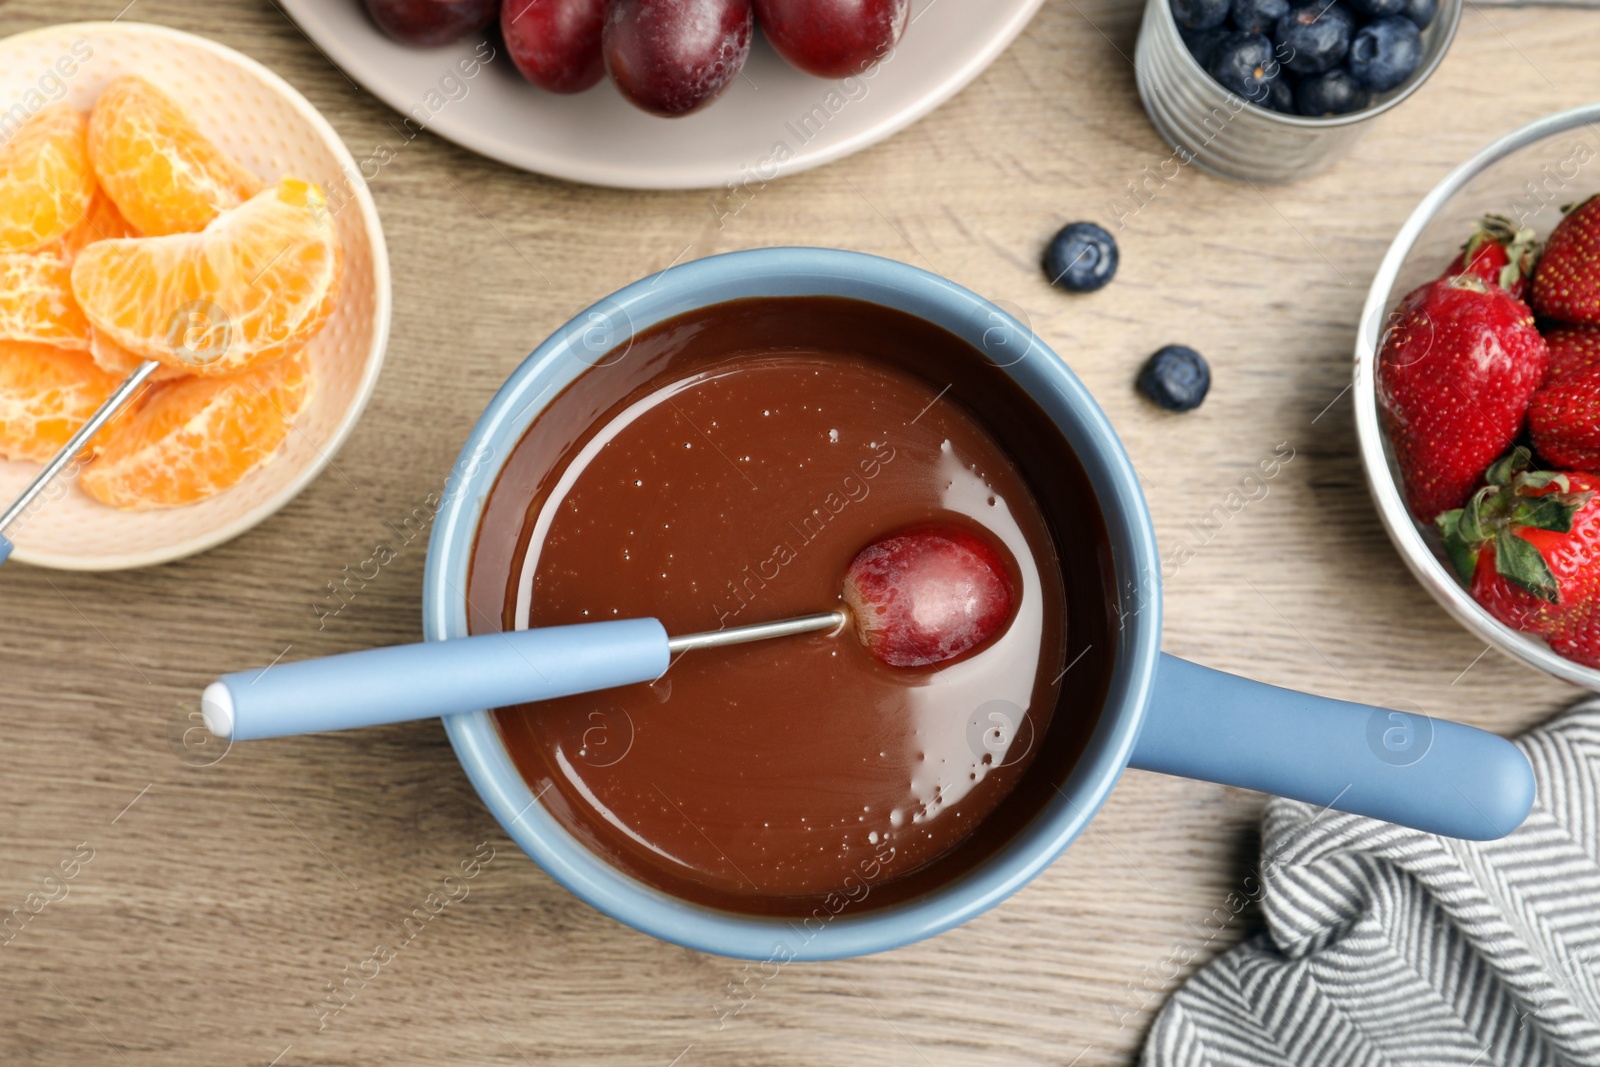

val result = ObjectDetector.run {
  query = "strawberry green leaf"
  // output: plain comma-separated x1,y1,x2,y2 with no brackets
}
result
1463,217,1512,262
1493,529,1560,603
1519,471,1569,491
1486,447,1532,488
1436,509,1479,584
1457,486,1496,545
1508,224,1541,283
1510,492,1584,533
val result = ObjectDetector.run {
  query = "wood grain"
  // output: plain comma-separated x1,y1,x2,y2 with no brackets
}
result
1,1,1594,1063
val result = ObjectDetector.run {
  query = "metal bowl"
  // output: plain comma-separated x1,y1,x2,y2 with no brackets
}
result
1355,104,1600,692
1135,0,1462,182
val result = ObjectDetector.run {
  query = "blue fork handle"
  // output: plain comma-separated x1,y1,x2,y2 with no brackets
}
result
204,618,670,741
1130,654,1536,841
0,534,10,565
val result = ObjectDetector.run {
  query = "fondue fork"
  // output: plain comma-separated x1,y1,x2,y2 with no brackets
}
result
0,361,161,564
200,610,850,741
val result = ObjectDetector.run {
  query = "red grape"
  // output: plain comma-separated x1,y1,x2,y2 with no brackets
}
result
754,0,908,79
842,524,1016,669
603,0,754,117
363,0,498,47
503,0,608,93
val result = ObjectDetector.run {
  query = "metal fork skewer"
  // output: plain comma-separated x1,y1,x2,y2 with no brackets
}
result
666,610,850,653
0,359,160,563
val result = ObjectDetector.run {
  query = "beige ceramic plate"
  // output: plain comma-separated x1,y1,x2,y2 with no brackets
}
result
0,21,390,571
278,0,1046,189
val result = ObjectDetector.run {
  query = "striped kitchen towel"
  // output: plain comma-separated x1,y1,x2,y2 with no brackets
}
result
1143,700,1600,1067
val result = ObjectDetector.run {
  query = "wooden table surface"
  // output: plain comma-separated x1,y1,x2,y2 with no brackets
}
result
3,0,1596,1063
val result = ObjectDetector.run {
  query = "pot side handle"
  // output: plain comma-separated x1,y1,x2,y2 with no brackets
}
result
1128,654,1535,841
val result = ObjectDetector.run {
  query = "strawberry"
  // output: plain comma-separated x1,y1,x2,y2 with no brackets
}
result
1443,214,1540,300
1439,448,1600,667
1532,194,1600,324
1377,274,1550,523
1544,323,1600,381
1529,326,1600,473
1531,360,1600,471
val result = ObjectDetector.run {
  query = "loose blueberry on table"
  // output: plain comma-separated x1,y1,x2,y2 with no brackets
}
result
1137,345,1211,412
1043,222,1119,293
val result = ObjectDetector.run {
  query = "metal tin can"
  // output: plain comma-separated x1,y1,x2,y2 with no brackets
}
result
1134,0,1461,183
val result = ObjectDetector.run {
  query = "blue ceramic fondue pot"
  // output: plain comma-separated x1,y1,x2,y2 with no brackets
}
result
422,248,1534,960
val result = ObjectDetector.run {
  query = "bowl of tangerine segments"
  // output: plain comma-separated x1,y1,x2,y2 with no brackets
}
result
0,22,389,570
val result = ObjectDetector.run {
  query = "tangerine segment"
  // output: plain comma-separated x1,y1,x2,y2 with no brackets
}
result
71,179,343,377
54,190,141,260
88,76,264,237
81,349,313,509
0,340,120,462
0,106,96,254
89,329,187,382
0,253,91,350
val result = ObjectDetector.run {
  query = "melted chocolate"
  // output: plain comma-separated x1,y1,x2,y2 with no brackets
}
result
467,296,1116,916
